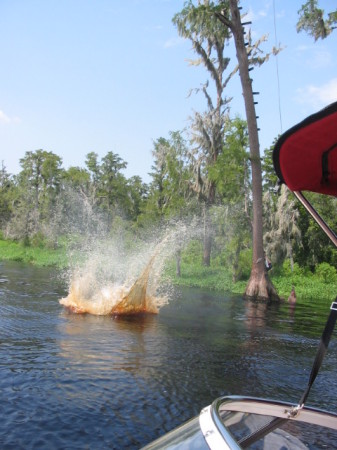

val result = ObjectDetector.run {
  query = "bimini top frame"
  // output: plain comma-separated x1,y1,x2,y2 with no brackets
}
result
273,101,337,248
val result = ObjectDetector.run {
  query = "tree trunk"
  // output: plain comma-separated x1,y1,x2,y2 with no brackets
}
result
203,232,212,266
203,190,214,267
288,240,294,272
203,205,212,266
229,0,279,301
232,240,242,283
176,249,181,277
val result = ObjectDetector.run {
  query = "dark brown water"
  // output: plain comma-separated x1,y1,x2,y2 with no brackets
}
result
1,261,337,449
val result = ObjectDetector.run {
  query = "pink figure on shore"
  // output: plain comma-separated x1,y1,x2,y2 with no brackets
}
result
288,286,296,305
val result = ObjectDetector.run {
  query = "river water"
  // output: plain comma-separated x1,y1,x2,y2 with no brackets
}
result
1,261,337,449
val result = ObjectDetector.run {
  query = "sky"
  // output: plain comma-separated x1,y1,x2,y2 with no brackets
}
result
1,0,337,183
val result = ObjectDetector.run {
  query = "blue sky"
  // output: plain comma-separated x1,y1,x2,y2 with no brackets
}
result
1,0,336,183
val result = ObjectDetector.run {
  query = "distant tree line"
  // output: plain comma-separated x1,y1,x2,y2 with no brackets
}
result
1,123,336,277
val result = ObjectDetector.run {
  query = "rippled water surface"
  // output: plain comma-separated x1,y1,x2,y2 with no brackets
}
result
1,261,337,449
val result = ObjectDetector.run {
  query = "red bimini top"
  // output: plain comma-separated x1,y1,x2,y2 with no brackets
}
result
273,101,337,197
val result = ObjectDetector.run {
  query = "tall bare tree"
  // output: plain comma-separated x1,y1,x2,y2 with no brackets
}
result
215,0,279,300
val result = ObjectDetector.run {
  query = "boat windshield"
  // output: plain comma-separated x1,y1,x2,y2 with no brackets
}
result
214,396,337,449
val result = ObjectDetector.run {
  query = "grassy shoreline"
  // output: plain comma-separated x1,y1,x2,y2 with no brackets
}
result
165,263,337,303
0,239,68,268
1,239,336,303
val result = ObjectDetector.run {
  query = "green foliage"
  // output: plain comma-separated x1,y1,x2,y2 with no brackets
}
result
295,193,337,268
182,239,203,265
0,163,16,227
23,235,31,247
6,150,63,241
209,117,250,203
165,254,337,303
0,239,67,267
270,274,337,303
146,132,193,221
63,166,90,190
172,0,231,45
262,139,280,193
30,231,47,248
237,248,252,280
280,259,312,278
297,0,337,40
127,176,148,221
166,257,234,292
315,262,337,283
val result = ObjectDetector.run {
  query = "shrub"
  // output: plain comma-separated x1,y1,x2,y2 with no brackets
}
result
281,259,306,277
182,239,203,265
315,262,337,283
23,235,30,247
31,231,47,248
236,248,252,280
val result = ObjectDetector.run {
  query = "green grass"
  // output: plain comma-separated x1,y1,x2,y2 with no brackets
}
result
166,261,337,303
165,262,235,292
269,274,337,303
0,239,68,268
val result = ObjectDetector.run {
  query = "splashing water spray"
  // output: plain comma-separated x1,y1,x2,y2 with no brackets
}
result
59,225,186,316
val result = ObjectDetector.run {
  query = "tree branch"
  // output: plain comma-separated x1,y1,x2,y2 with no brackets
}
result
215,11,233,31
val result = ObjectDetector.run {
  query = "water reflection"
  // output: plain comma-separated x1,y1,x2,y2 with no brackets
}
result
288,301,296,320
58,312,158,374
244,300,268,331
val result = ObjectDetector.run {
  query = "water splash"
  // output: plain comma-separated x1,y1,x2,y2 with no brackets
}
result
60,256,164,316
59,232,174,316
59,218,202,316
109,254,159,315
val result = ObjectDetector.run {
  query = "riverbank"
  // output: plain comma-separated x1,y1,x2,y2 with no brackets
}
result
0,239,68,268
161,259,337,304
1,239,336,303
167,263,337,304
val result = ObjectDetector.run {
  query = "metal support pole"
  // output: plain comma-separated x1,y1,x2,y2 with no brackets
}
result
294,191,337,248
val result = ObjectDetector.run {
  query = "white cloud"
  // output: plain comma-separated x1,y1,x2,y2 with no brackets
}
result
295,45,332,69
296,78,337,108
244,2,271,22
0,110,11,124
163,37,184,48
258,9,267,18
244,5,269,22
0,110,20,124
